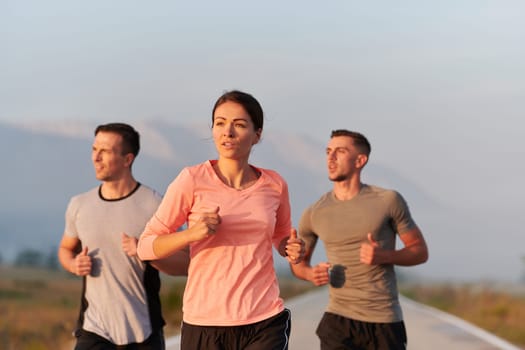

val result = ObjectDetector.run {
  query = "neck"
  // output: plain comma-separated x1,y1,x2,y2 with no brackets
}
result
100,176,138,199
332,177,362,201
213,159,259,190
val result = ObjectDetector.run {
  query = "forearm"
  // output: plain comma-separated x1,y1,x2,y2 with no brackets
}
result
138,229,190,260
58,247,76,274
150,248,190,276
289,244,320,283
152,231,196,259
290,262,313,281
383,242,428,266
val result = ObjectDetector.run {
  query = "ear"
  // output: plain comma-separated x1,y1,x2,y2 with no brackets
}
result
355,154,368,169
124,153,135,168
252,128,262,145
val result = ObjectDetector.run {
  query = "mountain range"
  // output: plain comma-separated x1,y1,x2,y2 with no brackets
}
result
1,120,521,283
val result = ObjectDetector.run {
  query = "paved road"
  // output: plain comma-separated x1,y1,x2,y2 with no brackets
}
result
167,287,522,350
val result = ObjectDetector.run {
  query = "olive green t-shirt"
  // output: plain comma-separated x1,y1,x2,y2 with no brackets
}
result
299,184,416,323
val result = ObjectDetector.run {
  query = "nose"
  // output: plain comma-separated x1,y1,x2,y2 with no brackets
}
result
327,150,336,160
92,150,101,162
223,122,234,137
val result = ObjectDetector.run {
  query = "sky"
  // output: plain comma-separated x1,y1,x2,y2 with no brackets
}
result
2,1,525,280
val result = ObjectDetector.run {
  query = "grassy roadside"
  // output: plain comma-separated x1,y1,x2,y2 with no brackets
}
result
4,265,524,349
0,267,80,350
0,266,314,350
400,282,525,348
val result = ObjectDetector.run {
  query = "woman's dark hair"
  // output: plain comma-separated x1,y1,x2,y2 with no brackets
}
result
212,90,264,131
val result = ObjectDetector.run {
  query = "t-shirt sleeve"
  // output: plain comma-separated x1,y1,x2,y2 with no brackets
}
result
137,168,193,260
64,196,79,238
390,191,416,235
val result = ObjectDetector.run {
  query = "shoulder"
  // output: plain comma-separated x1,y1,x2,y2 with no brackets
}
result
362,184,403,200
307,191,333,211
66,187,99,214
166,162,209,186
257,167,290,193
136,184,162,202
299,192,331,229
362,184,409,210
69,186,99,203
165,161,213,195
180,161,213,179
259,167,286,183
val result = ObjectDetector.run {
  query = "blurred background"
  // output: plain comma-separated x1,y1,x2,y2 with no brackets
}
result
1,1,525,348
2,0,524,283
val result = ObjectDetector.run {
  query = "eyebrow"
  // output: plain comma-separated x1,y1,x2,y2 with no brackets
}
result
326,146,349,152
214,116,249,122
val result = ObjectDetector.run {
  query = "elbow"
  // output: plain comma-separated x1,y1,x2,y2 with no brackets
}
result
289,265,299,278
419,248,429,264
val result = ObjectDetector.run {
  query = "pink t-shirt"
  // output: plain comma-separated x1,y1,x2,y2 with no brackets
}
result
138,160,291,326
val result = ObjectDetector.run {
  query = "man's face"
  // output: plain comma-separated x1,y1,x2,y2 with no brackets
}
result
325,136,361,182
91,131,131,182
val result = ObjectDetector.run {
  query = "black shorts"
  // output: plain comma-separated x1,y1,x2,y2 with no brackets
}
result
316,312,407,350
180,308,291,350
74,328,165,350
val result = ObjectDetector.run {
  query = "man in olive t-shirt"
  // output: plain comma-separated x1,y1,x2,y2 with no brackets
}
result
290,129,429,350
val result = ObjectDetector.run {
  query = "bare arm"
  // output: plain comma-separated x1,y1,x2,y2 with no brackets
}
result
58,234,92,276
360,226,429,266
289,242,330,286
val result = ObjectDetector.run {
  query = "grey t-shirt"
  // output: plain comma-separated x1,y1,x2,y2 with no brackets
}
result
299,184,416,323
65,184,162,344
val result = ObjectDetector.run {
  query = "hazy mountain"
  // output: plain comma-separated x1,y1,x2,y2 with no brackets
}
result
1,120,520,283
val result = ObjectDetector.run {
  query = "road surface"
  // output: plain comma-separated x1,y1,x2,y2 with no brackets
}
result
166,287,522,349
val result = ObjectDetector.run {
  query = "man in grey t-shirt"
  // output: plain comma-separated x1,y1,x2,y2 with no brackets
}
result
58,123,188,349
290,129,429,350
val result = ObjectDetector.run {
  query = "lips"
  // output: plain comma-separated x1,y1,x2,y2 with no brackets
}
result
221,142,236,149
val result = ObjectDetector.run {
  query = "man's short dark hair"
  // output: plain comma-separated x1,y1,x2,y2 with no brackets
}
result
95,123,140,157
331,129,371,156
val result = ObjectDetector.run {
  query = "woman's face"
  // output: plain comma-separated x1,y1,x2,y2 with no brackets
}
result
212,101,261,161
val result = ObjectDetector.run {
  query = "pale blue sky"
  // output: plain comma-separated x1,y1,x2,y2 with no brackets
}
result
3,1,524,199
2,1,525,280
3,2,523,131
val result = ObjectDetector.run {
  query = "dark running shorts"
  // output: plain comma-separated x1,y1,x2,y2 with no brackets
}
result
74,328,165,350
180,308,291,350
316,312,407,350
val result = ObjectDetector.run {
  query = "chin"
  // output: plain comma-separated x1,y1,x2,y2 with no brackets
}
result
95,174,109,181
330,175,347,182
